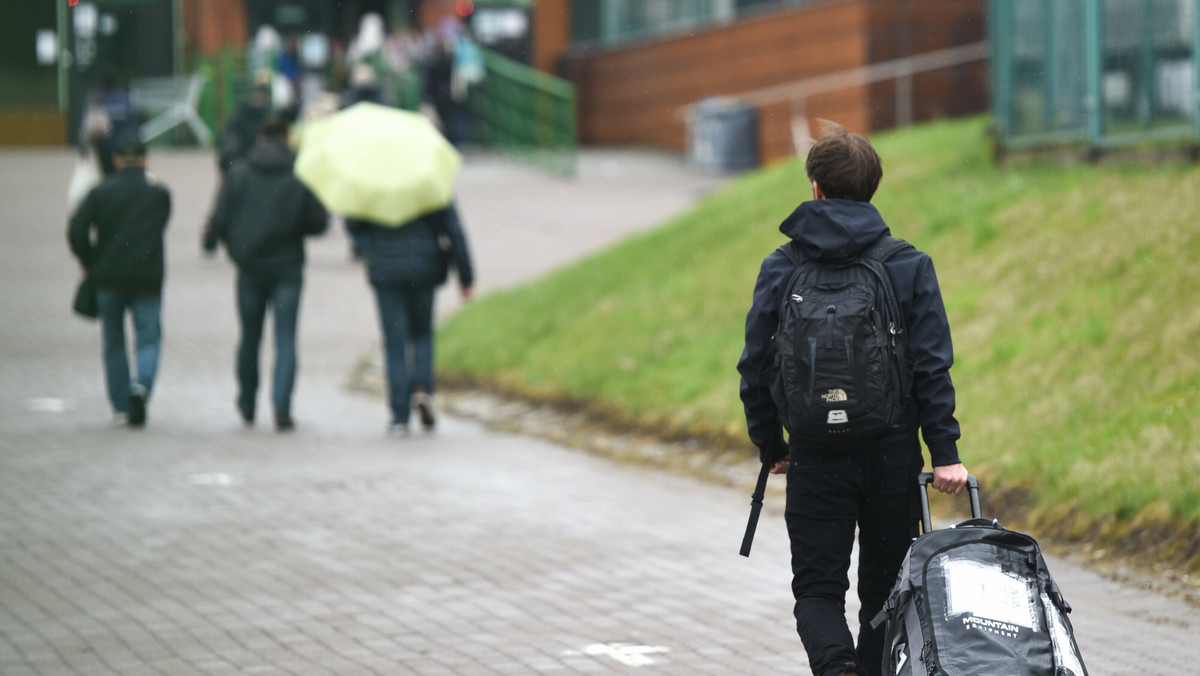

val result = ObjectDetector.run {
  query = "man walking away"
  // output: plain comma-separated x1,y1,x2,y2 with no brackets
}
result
736,121,968,676
68,136,171,427
217,80,271,178
204,115,328,431
347,204,473,435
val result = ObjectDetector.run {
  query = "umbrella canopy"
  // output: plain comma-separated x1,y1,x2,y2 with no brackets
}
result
295,102,461,227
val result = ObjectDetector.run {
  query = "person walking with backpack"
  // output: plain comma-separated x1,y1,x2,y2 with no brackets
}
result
68,136,171,427
736,122,968,676
204,115,328,431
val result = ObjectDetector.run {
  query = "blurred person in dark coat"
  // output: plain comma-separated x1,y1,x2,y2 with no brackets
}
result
217,80,272,176
347,205,473,435
84,75,142,176
68,136,171,427
204,115,328,431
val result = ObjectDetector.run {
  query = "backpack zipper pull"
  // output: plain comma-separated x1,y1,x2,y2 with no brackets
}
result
825,305,836,349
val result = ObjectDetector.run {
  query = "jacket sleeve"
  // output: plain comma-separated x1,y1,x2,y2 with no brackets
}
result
157,186,172,233
302,187,329,236
204,174,235,252
904,254,961,467
444,203,474,288
68,189,98,268
736,252,790,465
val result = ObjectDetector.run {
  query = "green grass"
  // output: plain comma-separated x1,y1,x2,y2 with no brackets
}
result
439,117,1200,559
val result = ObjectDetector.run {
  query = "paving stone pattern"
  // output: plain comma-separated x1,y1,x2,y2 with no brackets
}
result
1,149,1197,674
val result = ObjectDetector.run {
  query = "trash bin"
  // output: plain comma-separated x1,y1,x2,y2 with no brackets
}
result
687,97,759,172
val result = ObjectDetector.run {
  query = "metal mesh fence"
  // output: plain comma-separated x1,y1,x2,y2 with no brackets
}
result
991,0,1200,150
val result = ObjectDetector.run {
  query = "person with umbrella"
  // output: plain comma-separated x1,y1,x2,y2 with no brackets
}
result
295,102,474,434
348,205,473,434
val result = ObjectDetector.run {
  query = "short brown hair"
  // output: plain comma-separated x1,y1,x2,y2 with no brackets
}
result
804,120,882,202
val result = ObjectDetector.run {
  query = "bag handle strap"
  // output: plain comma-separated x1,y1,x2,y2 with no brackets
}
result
739,462,772,557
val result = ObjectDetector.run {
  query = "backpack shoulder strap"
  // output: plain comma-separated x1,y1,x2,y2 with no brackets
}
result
776,240,803,266
859,235,915,403
857,236,910,312
860,235,914,263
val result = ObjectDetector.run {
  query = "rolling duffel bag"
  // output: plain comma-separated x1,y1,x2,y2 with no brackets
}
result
871,473,1088,676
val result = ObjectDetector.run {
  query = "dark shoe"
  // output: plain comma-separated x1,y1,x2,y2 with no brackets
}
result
237,401,255,426
236,391,255,426
275,412,295,432
411,391,436,430
127,386,147,427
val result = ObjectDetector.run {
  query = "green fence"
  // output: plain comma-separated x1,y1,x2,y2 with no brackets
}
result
194,46,247,141
467,48,578,176
990,0,1200,153
192,44,576,175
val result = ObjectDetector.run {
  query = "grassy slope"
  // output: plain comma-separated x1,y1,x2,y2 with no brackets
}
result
440,117,1200,564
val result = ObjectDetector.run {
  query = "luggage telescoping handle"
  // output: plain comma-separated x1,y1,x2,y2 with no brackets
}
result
918,472,981,534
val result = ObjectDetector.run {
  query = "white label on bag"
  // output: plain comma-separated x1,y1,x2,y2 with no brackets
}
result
943,558,1039,630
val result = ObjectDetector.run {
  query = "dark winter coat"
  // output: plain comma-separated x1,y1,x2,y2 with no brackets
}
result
346,204,474,290
217,101,269,172
68,167,171,294
204,140,328,276
736,199,961,467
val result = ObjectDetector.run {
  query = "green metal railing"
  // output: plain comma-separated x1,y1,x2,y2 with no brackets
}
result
191,44,577,175
467,47,578,176
195,46,246,140
990,0,1200,154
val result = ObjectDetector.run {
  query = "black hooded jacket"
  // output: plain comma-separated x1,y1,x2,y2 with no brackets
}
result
68,167,171,294
736,199,961,467
205,140,328,275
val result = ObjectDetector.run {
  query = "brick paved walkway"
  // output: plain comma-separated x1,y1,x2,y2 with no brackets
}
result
1,149,1197,674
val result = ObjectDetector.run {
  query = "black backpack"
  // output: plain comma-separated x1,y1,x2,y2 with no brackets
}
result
767,235,913,441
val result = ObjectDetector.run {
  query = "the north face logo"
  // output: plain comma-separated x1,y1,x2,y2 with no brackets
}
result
821,389,848,403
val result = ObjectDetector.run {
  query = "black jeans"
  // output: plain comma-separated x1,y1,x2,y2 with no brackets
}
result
785,429,921,676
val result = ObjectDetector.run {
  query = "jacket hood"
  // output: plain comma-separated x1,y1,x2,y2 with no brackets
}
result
248,140,296,172
779,199,890,261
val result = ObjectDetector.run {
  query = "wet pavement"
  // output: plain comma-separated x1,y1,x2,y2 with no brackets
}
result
1,147,1197,674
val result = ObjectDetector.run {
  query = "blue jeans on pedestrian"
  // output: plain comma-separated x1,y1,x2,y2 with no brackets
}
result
373,284,435,425
236,271,302,418
96,288,162,414
785,428,922,676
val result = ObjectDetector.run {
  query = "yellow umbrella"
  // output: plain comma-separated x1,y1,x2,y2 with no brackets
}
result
295,102,462,227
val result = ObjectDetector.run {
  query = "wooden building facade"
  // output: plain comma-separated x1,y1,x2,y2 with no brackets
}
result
556,0,988,164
